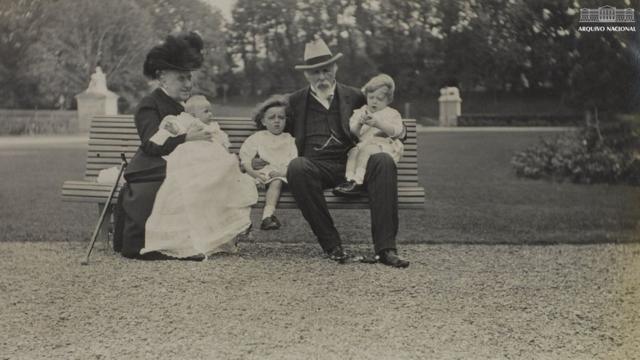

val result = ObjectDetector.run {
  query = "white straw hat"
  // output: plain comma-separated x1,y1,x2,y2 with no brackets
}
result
294,38,343,71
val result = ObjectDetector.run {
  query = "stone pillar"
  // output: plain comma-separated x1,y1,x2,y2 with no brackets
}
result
438,87,462,127
75,67,119,132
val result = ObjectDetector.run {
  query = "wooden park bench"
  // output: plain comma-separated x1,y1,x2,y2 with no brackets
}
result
61,115,425,238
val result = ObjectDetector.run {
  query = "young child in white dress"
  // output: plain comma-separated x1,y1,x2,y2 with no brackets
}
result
142,95,258,259
239,95,297,230
333,74,405,196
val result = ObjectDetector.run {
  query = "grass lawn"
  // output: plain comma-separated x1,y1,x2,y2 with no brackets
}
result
1,131,638,245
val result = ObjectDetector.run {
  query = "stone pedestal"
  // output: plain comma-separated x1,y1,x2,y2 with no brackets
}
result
438,87,462,127
75,67,119,132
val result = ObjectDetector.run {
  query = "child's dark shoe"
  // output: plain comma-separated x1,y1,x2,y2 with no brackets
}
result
235,223,254,242
260,215,281,230
332,180,364,197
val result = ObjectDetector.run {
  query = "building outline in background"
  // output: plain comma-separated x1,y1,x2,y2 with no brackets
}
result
579,6,635,23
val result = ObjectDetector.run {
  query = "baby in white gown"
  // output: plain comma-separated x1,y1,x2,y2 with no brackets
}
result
142,96,258,259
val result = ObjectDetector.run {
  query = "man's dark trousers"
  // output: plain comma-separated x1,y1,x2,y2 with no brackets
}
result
287,152,398,254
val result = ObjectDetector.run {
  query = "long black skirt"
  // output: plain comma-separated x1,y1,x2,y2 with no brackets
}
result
114,181,163,258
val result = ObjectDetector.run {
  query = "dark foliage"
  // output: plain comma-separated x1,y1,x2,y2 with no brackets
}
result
512,119,640,185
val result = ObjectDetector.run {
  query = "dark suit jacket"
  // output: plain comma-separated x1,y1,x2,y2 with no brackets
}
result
124,88,187,182
286,83,366,156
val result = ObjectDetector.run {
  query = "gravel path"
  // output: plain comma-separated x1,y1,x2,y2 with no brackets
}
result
1,242,638,359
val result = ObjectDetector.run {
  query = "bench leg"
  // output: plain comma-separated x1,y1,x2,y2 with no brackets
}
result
96,203,114,250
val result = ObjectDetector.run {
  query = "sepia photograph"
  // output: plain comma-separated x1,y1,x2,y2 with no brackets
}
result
1,0,639,358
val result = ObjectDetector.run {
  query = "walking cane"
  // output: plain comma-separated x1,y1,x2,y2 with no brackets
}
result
81,153,128,265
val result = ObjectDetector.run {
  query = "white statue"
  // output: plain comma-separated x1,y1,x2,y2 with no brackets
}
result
87,66,109,93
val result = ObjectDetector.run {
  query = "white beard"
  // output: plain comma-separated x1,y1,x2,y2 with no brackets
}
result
311,81,335,100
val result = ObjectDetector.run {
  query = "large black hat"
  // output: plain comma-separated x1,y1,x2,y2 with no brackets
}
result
143,31,204,79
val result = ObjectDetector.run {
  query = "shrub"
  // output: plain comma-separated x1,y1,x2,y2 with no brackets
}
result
511,118,640,185
0,110,77,135
458,113,582,127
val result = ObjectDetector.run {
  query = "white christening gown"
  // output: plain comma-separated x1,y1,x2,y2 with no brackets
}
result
142,114,257,258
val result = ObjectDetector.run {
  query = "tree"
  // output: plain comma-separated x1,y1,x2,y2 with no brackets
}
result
6,0,227,110
227,0,302,96
0,0,45,108
366,0,441,94
563,0,639,142
514,0,576,94
134,0,229,99
28,0,155,109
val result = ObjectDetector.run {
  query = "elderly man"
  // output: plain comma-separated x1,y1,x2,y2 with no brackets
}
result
279,39,409,268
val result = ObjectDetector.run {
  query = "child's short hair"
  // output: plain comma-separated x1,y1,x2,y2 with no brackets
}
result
185,95,210,114
251,95,290,130
361,74,395,102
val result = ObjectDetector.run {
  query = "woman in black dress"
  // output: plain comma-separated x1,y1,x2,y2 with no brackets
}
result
115,32,213,260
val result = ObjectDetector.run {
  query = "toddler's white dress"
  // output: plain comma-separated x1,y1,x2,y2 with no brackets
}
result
349,105,405,163
142,113,258,258
345,106,405,184
239,130,298,183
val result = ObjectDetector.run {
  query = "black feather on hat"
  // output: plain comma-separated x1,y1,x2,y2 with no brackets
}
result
143,31,204,79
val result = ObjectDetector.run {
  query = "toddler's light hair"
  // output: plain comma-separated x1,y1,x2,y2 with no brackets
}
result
185,95,210,115
361,74,395,102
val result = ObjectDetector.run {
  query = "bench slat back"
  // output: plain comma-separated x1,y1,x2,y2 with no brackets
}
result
85,115,419,186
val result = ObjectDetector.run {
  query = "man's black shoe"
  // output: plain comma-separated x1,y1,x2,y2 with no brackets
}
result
332,180,364,197
325,245,352,262
378,249,410,268
260,215,281,230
